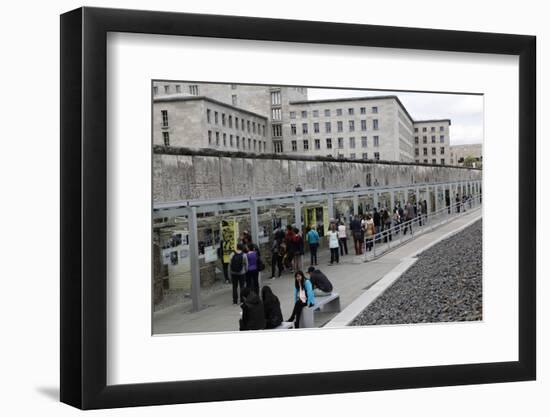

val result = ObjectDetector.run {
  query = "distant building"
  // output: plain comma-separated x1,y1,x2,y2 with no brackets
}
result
450,144,482,167
152,81,453,165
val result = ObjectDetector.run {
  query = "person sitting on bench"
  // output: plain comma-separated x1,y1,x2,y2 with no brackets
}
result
306,266,334,296
239,288,266,331
287,271,315,329
261,286,283,329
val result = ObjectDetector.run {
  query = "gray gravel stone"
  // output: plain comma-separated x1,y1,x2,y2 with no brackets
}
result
352,219,483,326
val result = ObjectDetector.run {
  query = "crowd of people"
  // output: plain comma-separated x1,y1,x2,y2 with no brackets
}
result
238,266,334,330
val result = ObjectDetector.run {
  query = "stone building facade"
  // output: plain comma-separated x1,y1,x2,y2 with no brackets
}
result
413,119,451,165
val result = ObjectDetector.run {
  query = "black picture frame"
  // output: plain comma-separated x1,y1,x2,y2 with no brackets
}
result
60,6,536,410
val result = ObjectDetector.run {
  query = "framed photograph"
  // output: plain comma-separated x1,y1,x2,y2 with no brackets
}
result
60,7,536,410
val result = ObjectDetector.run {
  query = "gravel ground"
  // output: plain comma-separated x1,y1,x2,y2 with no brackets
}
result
352,219,483,326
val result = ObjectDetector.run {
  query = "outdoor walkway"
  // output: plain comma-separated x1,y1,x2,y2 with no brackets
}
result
153,207,482,335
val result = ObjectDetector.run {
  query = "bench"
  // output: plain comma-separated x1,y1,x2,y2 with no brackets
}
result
274,321,295,330
300,292,341,328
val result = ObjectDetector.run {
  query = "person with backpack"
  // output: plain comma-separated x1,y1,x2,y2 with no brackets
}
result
306,226,320,266
245,244,260,297
229,242,248,304
239,288,266,331
261,286,283,329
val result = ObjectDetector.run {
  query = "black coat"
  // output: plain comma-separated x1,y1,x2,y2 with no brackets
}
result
309,270,333,293
240,294,266,331
263,295,283,329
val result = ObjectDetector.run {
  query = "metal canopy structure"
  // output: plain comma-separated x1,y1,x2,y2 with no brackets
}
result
153,178,482,312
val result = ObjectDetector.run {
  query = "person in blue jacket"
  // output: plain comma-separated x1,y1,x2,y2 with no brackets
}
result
287,270,316,328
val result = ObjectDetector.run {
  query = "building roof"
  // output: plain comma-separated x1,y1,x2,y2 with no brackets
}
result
153,94,268,120
289,95,416,124
413,119,452,125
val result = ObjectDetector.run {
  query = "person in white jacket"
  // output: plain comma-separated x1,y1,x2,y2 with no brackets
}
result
327,222,340,265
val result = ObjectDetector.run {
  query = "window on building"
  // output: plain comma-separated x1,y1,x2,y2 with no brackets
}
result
349,120,355,132
206,109,211,123
431,126,435,132
290,111,296,119
336,108,342,116
440,135,445,143
324,109,331,117
164,85,170,93
241,119,245,130
373,119,379,130
314,122,320,133
254,139,257,150
161,110,169,127
222,113,226,126
230,135,234,147
441,158,445,164
208,130,212,145
431,147,436,155
338,137,344,149
414,136,419,144
424,159,428,163
291,140,297,151
215,131,220,146
228,115,232,128
423,148,427,156
273,141,283,153
272,108,282,120
248,138,251,149
175,85,181,93
422,127,427,132
302,123,308,134
303,140,309,150
374,152,380,161
338,154,344,159
372,106,378,113
236,136,240,148
189,85,199,95
162,131,170,146
235,117,239,130
231,84,237,90
223,133,227,146
349,137,356,148
440,147,445,155
153,86,158,96
423,136,427,144
214,111,219,124
232,95,237,106
361,120,367,131
373,136,379,147
262,125,266,137
440,126,444,131
301,110,307,118
291,124,296,135
360,107,366,114
350,153,356,159
272,124,282,137
415,148,419,156
247,120,251,132
321,122,329,133
362,152,368,160
414,127,419,133
348,108,354,115
337,121,343,132
431,135,436,143
326,138,332,149
313,110,319,117
314,139,321,150
361,136,367,147
253,122,256,134
271,91,281,105
432,159,437,164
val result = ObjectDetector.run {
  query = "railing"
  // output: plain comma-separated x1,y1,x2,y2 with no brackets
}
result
361,192,482,262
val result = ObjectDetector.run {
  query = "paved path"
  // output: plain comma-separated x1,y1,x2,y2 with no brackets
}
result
153,207,482,334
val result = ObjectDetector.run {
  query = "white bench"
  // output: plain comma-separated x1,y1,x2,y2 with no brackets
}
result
300,292,341,328
273,321,294,330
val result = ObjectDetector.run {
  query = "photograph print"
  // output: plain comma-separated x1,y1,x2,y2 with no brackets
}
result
152,81,483,335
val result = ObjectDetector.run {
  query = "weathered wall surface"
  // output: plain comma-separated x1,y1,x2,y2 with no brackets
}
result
153,148,482,203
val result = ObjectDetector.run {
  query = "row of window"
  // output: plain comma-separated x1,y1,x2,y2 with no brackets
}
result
289,106,378,119
414,126,446,133
290,119,379,135
153,84,199,96
416,158,447,165
415,147,446,156
207,130,267,152
206,109,266,137
289,136,380,152
415,135,445,144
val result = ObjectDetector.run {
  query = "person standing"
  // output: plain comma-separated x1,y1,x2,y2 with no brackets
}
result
350,215,363,255
270,237,283,279
327,223,340,265
287,271,315,329
292,227,304,273
284,225,296,271
373,208,381,242
337,221,348,256
364,214,375,251
245,244,260,296
261,286,283,329
306,226,320,266
229,243,248,305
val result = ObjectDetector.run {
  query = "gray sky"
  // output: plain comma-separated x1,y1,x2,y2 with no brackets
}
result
307,88,483,146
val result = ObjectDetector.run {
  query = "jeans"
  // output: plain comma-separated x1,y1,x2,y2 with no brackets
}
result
339,238,348,255
330,247,340,264
309,243,319,265
231,274,245,304
246,270,259,295
353,236,363,255
289,300,308,328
